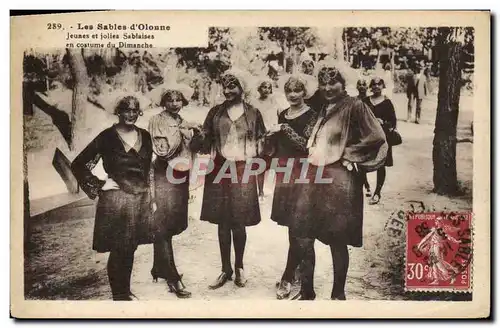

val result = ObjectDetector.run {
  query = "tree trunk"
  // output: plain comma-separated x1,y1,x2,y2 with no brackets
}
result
23,131,31,253
432,28,462,195
333,28,345,62
66,48,89,152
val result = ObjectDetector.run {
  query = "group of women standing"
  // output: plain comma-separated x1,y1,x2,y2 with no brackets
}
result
71,63,390,301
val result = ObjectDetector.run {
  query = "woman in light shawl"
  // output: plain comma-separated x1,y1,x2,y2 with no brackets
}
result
148,84,199,298
291,65,388,300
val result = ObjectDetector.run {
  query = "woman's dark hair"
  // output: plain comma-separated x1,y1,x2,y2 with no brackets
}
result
160,90,189,108
369,77,386,89
114,96,141,115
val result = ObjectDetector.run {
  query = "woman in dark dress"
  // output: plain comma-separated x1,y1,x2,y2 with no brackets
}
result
292,66,387,300
148,85,199,298
268,75,318,299
71,96,153,301
356,78,373,198
191,71,267,290
364,77,397,205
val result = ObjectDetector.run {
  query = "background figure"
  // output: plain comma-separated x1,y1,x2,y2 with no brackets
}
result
71,96,153,301
406,62,428,124
382,63,394,99
301,59,315,76
148,85,198,298
356,78,372,198
253,80,280,201
365,77,397,205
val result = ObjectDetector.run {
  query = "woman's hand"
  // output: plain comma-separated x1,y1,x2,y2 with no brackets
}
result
155,138,169,153
180,121,201,130
179,127,194,139
266,123,283,135
341,159,355,172
101,178,119,191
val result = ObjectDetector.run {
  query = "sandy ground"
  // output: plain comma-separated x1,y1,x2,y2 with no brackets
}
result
24,92,473,301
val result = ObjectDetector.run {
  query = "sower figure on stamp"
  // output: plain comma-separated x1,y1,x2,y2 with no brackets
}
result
71,96,154,301
406,62,428,124
266,75,318,300
295,65,387,300
191,70,268,290
148,83,199,298
416,216,461,285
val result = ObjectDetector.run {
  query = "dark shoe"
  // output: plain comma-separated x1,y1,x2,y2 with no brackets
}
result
209,271,232,289
276,280,292,300
167,280,192,299
151,268,183,283
234,268,247,288
331,292,347,300
291,291,316,300
113,294,133,301
369,193,381,205
128,291,139,300
151,269,159,282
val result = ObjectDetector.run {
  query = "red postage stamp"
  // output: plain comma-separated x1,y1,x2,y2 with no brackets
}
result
405,212,473,291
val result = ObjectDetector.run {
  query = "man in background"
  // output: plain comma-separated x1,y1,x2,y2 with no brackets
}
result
406,62,428,124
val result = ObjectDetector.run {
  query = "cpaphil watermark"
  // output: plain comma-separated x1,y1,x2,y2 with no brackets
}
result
165,157,338,184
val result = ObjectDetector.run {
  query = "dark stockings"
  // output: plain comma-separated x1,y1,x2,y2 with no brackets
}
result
361,172,371,192
107,247,136,300
218,222,232,275
298,238,316,298
218,222,247,275
232,225,246,270
374,166,386,196
257,172,265,196
281,231,300,283
330,242,349,299
152,236,181,283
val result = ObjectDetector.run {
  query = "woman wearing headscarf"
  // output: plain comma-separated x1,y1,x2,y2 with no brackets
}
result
268,75,318,299
191,71,267,289
301,59,315,76
253,80,280,201
292,65,388,300
71,96,153,301
364,77,397,205
148,84,199,298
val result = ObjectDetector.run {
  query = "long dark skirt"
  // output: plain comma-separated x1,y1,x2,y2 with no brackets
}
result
200,156,261,227
270,157,307,226
152,158,190,238
289,161,364,247
94,189,152,253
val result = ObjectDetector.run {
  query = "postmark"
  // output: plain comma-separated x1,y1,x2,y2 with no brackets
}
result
405,212,473,292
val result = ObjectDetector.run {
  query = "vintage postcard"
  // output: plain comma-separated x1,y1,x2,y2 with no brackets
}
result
10,10,490,318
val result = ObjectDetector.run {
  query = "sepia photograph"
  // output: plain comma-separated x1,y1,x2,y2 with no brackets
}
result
11,10,490,318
